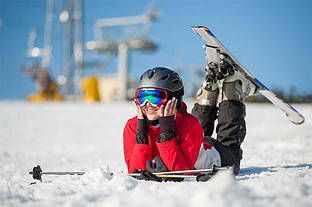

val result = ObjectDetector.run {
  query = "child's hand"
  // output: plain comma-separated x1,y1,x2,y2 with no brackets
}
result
159,97,177,117
158,98,177,143
134,101,144,119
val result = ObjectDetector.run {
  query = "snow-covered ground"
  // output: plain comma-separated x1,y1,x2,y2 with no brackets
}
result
0,101,311,207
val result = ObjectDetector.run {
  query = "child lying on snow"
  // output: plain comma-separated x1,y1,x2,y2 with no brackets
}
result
123,67,246,181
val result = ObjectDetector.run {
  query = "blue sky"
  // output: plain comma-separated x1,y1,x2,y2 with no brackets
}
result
0,0,311,99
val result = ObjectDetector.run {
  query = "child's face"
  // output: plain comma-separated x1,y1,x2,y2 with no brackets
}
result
140,102,160,121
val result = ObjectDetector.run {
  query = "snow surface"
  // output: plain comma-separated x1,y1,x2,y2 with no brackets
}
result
0,101,311,207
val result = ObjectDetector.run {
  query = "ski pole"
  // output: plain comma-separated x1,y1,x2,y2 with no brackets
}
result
29,165,86,182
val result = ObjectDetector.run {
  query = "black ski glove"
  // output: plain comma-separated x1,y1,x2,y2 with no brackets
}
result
130,157,168,182
133,170,163,182
131,157,167,182
146,157,183,182
135,119,148,144
158,115,176,143
146,156,168,173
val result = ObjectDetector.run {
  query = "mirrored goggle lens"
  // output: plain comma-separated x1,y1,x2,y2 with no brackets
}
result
136,89,167,106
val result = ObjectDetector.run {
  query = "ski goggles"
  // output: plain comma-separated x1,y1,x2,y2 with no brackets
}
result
135,88,168,107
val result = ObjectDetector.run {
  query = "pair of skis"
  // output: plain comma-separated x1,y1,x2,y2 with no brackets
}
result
191,26,305,125
29,165,229,183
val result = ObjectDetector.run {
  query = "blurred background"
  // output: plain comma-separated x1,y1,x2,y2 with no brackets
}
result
0,0,311,103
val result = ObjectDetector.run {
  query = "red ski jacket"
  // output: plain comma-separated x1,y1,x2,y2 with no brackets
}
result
123,102,205,173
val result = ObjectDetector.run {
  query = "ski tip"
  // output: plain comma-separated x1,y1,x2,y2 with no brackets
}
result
287,113,305,125
191,26,210,31
286,104,305,125
191,26,216,38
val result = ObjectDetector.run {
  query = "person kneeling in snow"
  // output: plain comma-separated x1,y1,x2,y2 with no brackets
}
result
123,67,246,181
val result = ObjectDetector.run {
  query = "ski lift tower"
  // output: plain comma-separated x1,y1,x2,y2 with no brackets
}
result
59,0,84,96
86,8,159,101
24,0,84,97
23,0,54,69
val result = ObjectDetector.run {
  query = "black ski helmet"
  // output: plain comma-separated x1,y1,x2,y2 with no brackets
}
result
137,67,184,108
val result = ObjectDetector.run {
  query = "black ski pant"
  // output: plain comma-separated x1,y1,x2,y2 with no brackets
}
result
191,100,246,167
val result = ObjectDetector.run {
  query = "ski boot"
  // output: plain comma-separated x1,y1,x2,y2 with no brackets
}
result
195,64,219,106
220,53,257,101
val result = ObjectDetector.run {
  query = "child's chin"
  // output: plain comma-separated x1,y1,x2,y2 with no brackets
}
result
146,115,159,121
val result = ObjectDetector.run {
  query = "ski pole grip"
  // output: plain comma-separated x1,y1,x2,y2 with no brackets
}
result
30,165,43,181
